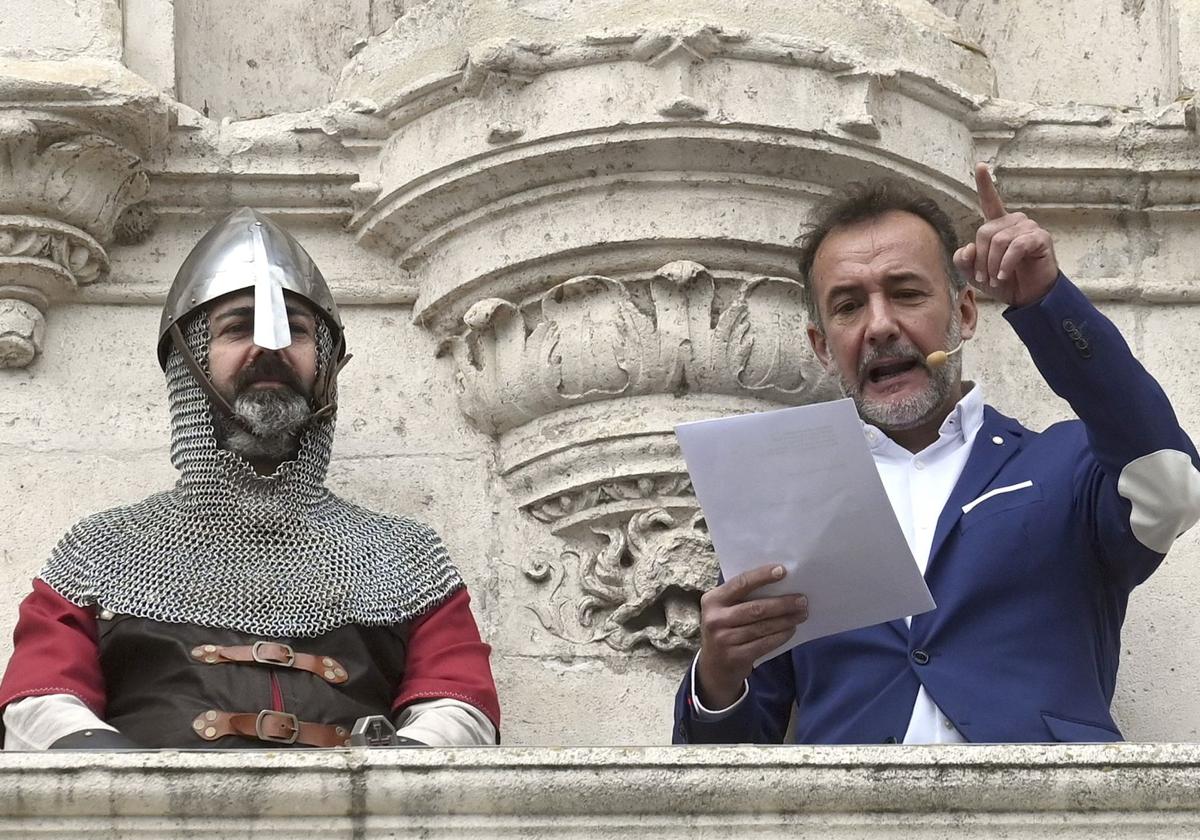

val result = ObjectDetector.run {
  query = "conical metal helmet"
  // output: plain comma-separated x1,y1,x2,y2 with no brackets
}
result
157,208,344,370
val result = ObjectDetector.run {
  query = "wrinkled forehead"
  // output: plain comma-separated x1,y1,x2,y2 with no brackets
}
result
810,210,952,302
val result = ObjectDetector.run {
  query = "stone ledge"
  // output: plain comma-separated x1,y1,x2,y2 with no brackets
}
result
1,743,1199,838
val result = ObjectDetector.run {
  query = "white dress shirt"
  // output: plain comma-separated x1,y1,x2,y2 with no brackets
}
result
692,385,985,743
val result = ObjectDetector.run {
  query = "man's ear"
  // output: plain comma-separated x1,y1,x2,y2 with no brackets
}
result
807,322,832,370
958,285,978,341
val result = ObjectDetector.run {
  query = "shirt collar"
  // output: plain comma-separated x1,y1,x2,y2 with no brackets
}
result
863,382,985,454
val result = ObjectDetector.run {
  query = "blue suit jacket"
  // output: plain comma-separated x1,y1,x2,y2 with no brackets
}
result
674,275,1200,744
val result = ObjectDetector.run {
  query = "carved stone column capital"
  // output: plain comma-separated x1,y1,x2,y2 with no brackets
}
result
0,111,151,367
342,0,996,651
438,259,838,651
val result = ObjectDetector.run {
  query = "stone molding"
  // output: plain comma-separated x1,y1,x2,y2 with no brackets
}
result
55,98,1200,309
346,40,985,335
1,744,1199,837
337,3,992,114
438,25,979,123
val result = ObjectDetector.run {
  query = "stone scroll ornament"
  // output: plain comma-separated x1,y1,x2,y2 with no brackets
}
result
523,507,718,653
441,261,829,652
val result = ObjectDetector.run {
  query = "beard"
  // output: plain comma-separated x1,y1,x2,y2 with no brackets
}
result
832,315,961,432
214,354,314,463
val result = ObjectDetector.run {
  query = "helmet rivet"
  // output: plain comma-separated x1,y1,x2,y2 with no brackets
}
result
190,297,197,304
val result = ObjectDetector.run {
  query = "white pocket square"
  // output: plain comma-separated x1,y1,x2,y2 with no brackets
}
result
962,480,1035,515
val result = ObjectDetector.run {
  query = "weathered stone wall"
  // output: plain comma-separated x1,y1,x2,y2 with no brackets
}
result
932,0,1179,107
2,0,1200,752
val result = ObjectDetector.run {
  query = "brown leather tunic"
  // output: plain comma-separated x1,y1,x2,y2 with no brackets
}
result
98,613,410,748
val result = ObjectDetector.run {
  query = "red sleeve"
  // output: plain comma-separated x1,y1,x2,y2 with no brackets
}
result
0,579,106,727
392,587,500,732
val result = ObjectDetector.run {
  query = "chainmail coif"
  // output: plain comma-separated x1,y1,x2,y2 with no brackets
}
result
38,312,463,637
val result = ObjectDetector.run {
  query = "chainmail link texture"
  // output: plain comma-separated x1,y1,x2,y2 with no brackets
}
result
38,312,463,637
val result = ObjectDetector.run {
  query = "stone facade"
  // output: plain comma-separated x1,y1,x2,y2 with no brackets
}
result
3,0,1200,756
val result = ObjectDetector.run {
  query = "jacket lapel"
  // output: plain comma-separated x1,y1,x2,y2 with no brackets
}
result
924,406,1027,576
878,406,1027,643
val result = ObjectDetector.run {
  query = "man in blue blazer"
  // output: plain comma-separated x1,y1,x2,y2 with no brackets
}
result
674,164,1200,744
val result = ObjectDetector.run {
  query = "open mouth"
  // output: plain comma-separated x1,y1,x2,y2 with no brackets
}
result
865,357,921,385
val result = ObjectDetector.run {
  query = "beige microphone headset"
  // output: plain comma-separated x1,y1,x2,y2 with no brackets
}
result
926,340,965,368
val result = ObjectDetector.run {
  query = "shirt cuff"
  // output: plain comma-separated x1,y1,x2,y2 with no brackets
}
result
3,694,118,751
689,652,749,722
394,697,497,746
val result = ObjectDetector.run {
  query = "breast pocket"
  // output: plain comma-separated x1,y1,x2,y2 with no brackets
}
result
959,480,1043,532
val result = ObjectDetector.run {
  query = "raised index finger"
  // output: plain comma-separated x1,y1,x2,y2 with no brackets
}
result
975,162,1007,221
720,564,787,602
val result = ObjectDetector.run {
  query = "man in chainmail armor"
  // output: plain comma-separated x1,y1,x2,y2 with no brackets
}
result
0,209,500,749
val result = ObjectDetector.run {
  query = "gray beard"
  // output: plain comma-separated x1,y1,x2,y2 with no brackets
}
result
216,387,313,463
833,318,962,432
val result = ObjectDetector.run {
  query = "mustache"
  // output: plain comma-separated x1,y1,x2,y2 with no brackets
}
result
234,354,309,398
855,340,926,383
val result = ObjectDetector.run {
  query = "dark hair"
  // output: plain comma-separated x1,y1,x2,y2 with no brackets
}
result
797,179,964,326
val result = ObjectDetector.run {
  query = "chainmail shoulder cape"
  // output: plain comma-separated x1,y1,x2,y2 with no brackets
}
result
37,314,463,638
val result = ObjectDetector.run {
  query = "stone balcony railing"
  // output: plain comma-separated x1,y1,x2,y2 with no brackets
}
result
1,743,1199,838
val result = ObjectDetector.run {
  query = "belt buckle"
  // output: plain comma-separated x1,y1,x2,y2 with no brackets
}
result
255,710,300,745
252,641,295,668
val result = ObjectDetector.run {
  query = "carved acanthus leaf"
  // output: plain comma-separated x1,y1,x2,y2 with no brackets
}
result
443,262,822,436
722,276,812,395
540,276,647,399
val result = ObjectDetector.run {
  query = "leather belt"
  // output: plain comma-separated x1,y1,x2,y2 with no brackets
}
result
190,641,348,684
192,709,350,748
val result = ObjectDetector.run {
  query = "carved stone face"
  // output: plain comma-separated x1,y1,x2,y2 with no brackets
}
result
805,210,977,435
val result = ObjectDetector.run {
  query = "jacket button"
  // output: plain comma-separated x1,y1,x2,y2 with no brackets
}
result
883,735,898,744
1062,319,1076,332
911,649,931,665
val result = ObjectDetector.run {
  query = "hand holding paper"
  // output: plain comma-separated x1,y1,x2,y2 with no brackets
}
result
695,564,809,710
676,398,935,673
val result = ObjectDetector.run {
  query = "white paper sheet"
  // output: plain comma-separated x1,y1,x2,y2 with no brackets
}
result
675,398,935,665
